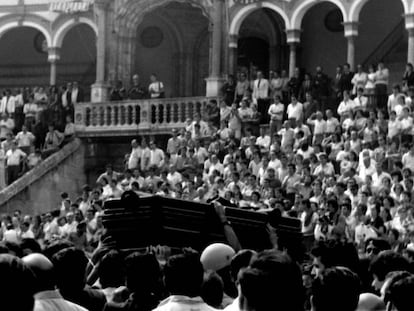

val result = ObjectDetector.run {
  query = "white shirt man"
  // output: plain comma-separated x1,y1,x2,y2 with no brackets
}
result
402,148,414,172
6,147,26,166
15,129,35,150
358,156,376,181
268,101,284,121
337,98,355,116
256,134,271,150
287,100,303,121
0,94,15,115
149,145,165,168
252,73,269,104
127,140,141,170
307,112,327,135
388,113,402,140
149,80,164,98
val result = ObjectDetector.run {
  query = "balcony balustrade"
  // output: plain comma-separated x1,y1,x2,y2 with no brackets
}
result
74,97,212,137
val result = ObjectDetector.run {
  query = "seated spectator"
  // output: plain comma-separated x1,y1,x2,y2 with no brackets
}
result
42,124,63,158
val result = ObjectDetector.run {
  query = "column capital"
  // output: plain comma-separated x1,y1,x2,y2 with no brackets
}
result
343,21,359,38
47,47,61,62
229,34,238,48
405,13,414,30
285,29,301,44
94,0,110,10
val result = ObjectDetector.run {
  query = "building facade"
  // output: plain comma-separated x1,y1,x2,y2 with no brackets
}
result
0,0,414,101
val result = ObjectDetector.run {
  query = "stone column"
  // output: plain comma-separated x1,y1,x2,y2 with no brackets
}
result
91,0,110,102
48,47,60,86
269,45,278,72
228,34,238,76
286,29,301,77
344,22,359,71
206,0,225,97
405,14,414,64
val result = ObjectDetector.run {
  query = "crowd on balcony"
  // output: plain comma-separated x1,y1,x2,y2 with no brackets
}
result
0,82,81,187
2,62,414,311
109,74,165,101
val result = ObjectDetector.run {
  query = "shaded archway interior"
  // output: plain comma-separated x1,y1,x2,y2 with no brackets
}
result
300,2,346,74
237,8,287,77
57,23,97,99
0,27,49,88
357,0,405,83
134,1,210,97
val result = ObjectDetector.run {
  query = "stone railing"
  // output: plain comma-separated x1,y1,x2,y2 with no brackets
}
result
74,96,213,137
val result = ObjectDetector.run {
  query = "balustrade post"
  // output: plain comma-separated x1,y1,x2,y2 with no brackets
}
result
118,105,123,125
111,106,116,125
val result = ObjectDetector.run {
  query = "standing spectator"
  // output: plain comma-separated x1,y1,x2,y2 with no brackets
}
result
148,74,165,99
299,73,314,102
339,63,354,94
402,63,414,91
61,83,74,120
252,71,270,123
288,67,302,98
71,81,84,105
15,125,35,155
42,124,63,157
128,74,147,99
205,99,220,128
313,66,330,108
110,80,127,101
127,139,141,170
287,94,303,122
149,141,165,169
268,95,284,136
234,72,250,104
269,70,283,100
14,88,25,131
0,89,15,117
62,115,76,145
6,140,26,184
375,62,390,110
351,64,368,95
0,113,15,141
222,75,236,105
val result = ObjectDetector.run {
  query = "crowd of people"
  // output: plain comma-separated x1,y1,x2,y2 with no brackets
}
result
2,61,414,311
0,83,80,187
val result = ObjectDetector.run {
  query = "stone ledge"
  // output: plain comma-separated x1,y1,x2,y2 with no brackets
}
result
0,138,82,206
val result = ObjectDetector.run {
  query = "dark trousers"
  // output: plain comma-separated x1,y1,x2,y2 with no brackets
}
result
258,98,270,124
375,84,388,110
7,165,20,185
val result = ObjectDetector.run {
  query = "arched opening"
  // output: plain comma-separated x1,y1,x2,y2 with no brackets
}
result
0,26,49,88
300,2,346,75
237,8,287,78
57,23,96,100
356,0,405,84
134,2,210,97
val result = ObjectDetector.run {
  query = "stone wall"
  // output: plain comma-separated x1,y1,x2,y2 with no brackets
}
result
0,139,86,216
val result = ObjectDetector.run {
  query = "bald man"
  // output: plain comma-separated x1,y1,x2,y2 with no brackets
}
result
356,293,386,311
23,253,88,311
